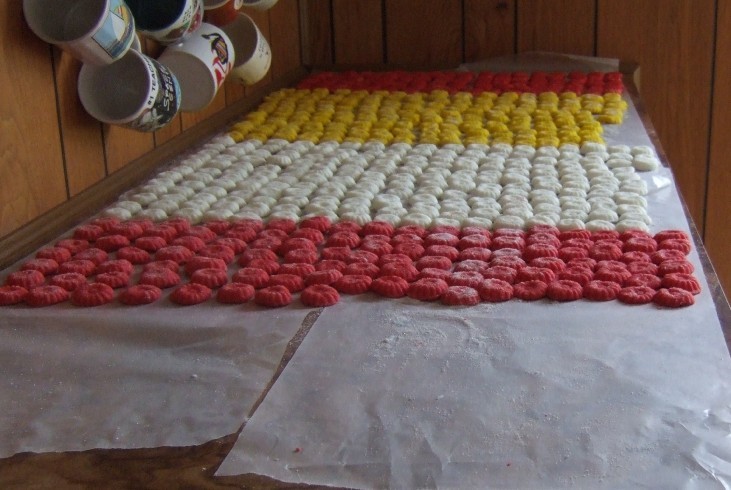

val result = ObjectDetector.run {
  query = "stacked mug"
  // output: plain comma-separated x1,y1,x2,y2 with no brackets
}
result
23,0,273,132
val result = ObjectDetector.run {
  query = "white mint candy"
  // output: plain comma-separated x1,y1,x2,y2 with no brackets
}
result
631,145,655,156
432,217,462,228
560,209,589,221
633,154,661,171
203,209,234,221
102,207,132,220
462,217,493,228
137,208,168,221
588,208,619,222
402,212,433,228
148,200,180,214
620,211,652,225
493,215,525,230
525,215,557,227
585,220,616,231
130,193,159,206
557,218,586,231
115,201,142,214
615,219,650,233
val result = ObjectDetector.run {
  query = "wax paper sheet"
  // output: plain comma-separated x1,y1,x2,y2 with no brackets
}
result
218,59,731,486
0,288,315,457
218,165,731,487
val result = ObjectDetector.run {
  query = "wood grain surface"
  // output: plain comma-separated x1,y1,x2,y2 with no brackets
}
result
333,0,384,65
517,0,596,55
52,48,106,196
301,0,334,66
706,0,731,299
0,1,67,238
385,0,463,66
269,0,302,78
464,0,517,62
597,0,715,232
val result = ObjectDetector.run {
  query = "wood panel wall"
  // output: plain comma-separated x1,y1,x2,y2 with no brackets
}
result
0,0,302,240
301,0,730,297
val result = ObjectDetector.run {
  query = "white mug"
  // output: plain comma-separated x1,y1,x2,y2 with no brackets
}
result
78,49,182,131
222,13,271,85
126,0,204,45
23,0,136,65
158,22,235,111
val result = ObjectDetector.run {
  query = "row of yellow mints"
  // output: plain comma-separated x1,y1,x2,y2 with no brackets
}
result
229,88,627,147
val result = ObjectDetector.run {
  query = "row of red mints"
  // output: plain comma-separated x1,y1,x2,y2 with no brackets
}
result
0,216,698,309
297,71,624,95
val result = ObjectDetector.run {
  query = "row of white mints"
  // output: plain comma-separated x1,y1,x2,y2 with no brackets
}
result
108,135,661,232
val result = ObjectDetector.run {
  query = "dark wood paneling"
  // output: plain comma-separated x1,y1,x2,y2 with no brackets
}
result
269,0,302,78
385,0,462,67
53,49,106,196
302,0,333,66
181,90,228,132
0,2,67,238
104,126,155,174
707,0,731,297
517,0,595,55
597,0,715,230
464,0,516,62
333,0,384,65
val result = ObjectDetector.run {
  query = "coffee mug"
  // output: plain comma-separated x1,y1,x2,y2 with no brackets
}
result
221,13,271,85
23,0,136,65
203,0,243,26
240,0,278,11
157,22,235,111
78,49,182,131
126,0,204,45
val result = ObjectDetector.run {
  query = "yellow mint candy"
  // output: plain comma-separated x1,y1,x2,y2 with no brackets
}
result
228,131,244,142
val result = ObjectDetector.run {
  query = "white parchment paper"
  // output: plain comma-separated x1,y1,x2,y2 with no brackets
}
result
218,164,731,487
0,296,315,457
218,295,731,489
218,59,731,486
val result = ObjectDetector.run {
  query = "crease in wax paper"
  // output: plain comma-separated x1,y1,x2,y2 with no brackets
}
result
218,291,731,488
0,295,315,457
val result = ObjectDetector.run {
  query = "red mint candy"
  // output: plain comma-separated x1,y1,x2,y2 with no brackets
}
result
71,282,115,306
170,283,212,305
216,283,255,304
617,285,655,304
20,258,59,276
26,285,69,306
255,285,292,307
232,267,270,288
190,268,228,288
546,280,583,301
407,278,448,301
441,286,480,306
371,275,409,298
119,284,162,305
0,285,28,306
117,246,152,264
478,279,513,302
653,287,694,308
305,269,343,286
513,280,548,301
300,284,340,307
333,274,372,294
49,273,87,291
